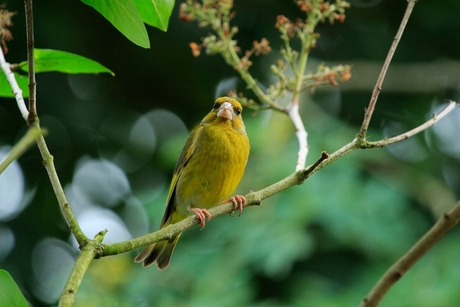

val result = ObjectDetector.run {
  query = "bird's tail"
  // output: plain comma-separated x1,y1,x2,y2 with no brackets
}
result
134,233,182,270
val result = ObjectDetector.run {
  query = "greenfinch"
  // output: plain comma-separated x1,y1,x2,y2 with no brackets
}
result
135,97,250,270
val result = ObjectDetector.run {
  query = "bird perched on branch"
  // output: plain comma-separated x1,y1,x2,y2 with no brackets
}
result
135,97,250,270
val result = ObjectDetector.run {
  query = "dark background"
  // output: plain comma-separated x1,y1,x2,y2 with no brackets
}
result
1,0,460,306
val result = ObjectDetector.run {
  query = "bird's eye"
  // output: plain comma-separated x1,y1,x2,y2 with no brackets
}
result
213,102,221,109
235,108,241,116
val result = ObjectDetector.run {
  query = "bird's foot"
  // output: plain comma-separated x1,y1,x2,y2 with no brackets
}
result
189,207,211,230
226,195,246,217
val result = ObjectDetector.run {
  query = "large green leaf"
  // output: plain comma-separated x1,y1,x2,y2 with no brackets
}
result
134,0,175,31
82,0,150,48
0,72,29,98
0,270,28,307
18,49,114,76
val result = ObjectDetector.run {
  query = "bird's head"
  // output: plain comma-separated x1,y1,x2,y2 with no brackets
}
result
202,97,246,133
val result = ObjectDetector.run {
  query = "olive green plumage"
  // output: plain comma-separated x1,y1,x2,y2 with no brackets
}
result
135,97,250,269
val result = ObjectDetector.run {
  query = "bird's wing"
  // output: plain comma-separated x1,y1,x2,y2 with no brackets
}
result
159,124,202,227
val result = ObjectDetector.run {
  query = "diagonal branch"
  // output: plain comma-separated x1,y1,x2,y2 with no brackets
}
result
359,0,418,137
101,152,330,256
102,96,458,258
362,100,458,148
0,46,29,120
0,127,45,174
360,199,460,307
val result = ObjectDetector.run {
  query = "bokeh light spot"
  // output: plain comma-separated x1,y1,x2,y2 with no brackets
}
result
426,103,460,159
0,226,15,262
31,238,75,304
384,121,428,163
0,147,26,220
73,157,131,208
99,111,156,173
73,207,132,246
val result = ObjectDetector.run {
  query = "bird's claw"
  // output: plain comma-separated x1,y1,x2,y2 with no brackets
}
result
226,195,246,217
190,207,211,230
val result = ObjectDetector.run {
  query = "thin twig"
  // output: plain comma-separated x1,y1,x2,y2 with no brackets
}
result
224,36,281,111
0,127,45,174
363,100,458,148
24,0,37,124
0,46,28,120
359,0,417,137
307,100,457,177
360,199,460,307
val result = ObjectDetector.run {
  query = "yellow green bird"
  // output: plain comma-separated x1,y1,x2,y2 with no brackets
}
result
135,97,250,270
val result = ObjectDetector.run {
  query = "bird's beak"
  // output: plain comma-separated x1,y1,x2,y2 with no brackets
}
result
217,101,233,120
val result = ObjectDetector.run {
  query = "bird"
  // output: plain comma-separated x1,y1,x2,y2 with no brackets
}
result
134,97,250,270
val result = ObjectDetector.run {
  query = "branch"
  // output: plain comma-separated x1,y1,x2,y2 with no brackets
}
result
286,102,309,171
362,100,458,148
306,100,458,178
0,127,45,174
29,116,88,245
283,13,312,171
223,34,280,110
102,152,329,255
0,45,28,120
17,0,89,245
359,0,417,137
101,94,458,257
360,199,460,307
59,230,107,307
24,0,37,123
62,67,456,307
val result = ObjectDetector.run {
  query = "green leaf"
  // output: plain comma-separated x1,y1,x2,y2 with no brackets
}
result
0,270,28,307
0,72,29,98
134,0,175,31
82,0,150,48
18,49,114,76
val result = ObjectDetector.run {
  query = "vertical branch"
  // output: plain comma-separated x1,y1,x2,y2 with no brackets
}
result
21,0,88,245
59,230,107,307
359,0,417,137
24,0,37,124
287,63,309,170
285,12,318,171
286,100,308,171
59,244,96,307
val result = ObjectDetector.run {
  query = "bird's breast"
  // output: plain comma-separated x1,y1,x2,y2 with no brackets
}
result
174,123,249,214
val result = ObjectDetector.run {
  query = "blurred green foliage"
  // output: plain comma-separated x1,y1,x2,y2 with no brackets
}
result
1,0,460,306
